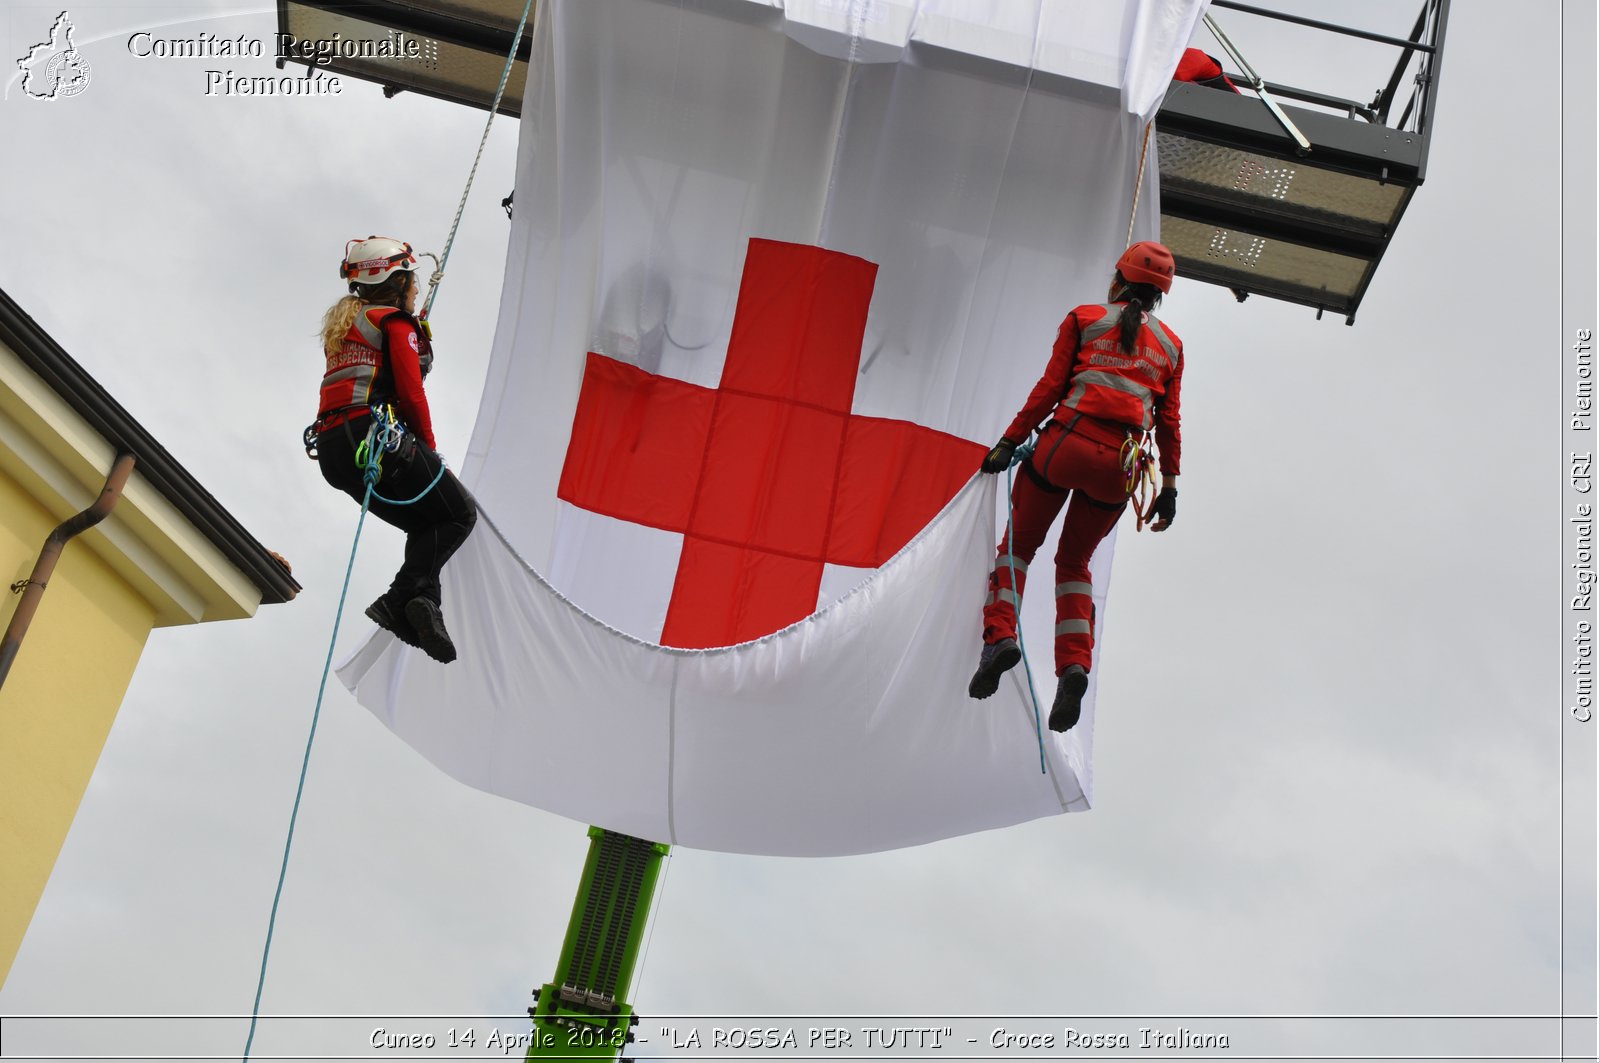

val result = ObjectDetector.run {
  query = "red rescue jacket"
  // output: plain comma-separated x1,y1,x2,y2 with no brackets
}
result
1004,302,1184,476
317,305,436,450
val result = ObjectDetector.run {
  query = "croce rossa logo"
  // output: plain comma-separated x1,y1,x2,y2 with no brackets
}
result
17,11,92,100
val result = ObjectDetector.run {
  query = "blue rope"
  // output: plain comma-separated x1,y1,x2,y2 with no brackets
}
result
1003,439,1049,775
356,411,447,506
367,461,446,507
243,418,444,1056
242,482,375,1061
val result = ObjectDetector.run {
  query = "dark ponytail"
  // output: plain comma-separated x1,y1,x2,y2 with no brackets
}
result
1113,273,1163,354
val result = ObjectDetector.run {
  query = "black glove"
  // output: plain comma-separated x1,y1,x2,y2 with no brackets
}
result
980,438,1018,474
1149,486,1177,528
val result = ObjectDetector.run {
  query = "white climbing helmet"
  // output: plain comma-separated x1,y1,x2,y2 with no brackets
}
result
340,235,418,286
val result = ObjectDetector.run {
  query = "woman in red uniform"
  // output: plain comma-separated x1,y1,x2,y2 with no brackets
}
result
310,236,478,663
968,242,1183,731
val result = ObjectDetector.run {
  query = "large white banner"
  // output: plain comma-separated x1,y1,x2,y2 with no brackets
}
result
341,0,1205,856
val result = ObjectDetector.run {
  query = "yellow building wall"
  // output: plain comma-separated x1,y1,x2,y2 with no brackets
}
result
0,465,155,987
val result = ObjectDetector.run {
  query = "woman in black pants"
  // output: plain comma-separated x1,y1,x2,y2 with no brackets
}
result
310,235,477,663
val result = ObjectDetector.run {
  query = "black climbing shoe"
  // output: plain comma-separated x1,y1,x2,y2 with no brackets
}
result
404,597,458,664
1049,665,1088,732
365,596,423,649
968,637,1021,699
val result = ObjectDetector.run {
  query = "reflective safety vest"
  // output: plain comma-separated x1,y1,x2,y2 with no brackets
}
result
314,302,438,449
1001,301,1184,475
318,305,418,416
1055,303,1182,432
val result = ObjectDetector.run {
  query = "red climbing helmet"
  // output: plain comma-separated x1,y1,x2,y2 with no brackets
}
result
1116,241,1176,293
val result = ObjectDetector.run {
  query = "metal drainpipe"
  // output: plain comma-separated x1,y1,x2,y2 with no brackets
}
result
0,452,137,692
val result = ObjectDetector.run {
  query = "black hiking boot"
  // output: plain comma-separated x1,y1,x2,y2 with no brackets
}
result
968,637,1021,700
365,596,423,649
404,597,458,664
1049,665,1088,732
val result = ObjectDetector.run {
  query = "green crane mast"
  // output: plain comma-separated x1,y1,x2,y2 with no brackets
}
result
525,828,669,1061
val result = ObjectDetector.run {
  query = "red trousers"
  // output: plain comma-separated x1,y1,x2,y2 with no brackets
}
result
982,418,1130,675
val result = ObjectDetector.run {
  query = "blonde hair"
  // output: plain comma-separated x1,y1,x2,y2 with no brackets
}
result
320,295,365,356
320,272,413,355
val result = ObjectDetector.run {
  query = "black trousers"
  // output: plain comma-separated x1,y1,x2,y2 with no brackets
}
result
317,413,479,608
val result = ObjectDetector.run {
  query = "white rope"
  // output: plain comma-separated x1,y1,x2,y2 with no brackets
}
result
422,0,535,320
1125,119,1153,246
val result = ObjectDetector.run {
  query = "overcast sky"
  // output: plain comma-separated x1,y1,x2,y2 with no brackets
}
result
0,1,1594,1061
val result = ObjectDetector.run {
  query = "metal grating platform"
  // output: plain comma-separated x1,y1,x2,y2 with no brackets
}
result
1154,0,1449,322
275,0,1450,323
276,0,530,115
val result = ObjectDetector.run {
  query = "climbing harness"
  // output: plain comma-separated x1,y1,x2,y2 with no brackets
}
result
359,408,448,507
353,403,407,477
1121,430,1158,530
305,403,447,506
1002,435,1049,775
302,401,372,460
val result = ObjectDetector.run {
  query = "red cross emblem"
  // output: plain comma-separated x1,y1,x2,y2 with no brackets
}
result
558,238,984,648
